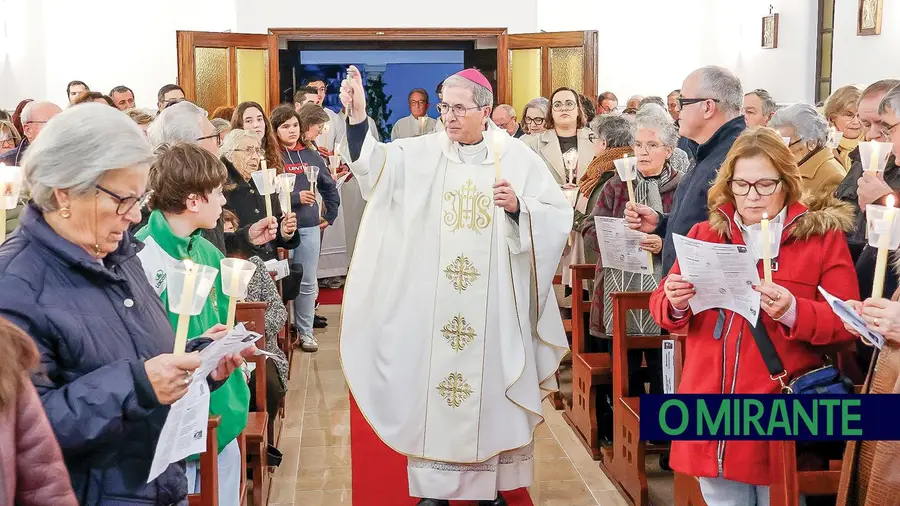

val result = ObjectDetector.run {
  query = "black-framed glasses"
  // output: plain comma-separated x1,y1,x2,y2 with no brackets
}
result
196,133,222,147
436,102,483,117
96,185,154,215
729,178,782,196
552,100,577,112
523,117,545,125
677,97,720,109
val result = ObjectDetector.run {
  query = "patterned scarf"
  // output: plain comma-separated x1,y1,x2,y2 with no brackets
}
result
633,161,679,214
578,146,633,198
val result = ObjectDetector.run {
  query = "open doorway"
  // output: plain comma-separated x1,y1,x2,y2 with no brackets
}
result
277,39,499,140
175,28,598,133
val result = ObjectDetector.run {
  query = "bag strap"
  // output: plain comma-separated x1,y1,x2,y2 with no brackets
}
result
748,321,790,391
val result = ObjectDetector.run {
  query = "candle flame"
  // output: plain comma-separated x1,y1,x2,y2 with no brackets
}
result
888,194,896,208
183,259,195,271
762,211,768,220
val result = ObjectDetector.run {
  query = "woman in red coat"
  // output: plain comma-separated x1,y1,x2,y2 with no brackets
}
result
649,128,859,504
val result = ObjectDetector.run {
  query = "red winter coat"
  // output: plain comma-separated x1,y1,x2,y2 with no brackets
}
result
650,197,859,486
0,377,77,506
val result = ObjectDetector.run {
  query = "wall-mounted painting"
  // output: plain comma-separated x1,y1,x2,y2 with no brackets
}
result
762,13,779,49
858,0,883,36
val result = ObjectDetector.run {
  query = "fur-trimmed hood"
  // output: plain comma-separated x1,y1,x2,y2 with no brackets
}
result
708,193,856,241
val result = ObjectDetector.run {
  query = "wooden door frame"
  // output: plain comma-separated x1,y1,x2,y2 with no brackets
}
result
267,28,508,109
506,30,598,106
176,31,273,110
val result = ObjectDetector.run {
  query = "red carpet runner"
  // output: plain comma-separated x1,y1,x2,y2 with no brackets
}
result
349,394,534,506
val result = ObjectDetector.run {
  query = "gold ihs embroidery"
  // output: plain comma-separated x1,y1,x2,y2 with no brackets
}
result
443,179,492,233
437,372,474,408
441,314,476,352
443,255,479,292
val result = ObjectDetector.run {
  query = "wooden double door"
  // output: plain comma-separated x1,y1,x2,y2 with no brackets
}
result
176,28,598,116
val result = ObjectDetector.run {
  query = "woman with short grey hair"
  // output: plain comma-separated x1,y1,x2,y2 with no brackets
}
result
771,103,846,194
582,103,686,397
522,97,549,135
0,103,247,505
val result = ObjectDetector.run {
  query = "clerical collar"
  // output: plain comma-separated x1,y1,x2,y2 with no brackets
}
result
458,138,484,146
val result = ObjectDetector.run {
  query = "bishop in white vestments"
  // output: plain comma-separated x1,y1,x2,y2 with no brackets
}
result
338,67,571,505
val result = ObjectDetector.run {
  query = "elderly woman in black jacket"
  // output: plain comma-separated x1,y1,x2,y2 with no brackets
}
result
0,104,253,505
220,128,300,260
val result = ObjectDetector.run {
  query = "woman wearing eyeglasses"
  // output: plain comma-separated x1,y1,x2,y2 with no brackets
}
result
523,87,596,291
231,101,285,174
770,104,846,195
0,104,250,505
649,128,858,504
220,128,299,261
523,88,595,185
824,85,863,171
521,97,549,135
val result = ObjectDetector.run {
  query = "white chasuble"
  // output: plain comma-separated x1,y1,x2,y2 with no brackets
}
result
339,125,572,500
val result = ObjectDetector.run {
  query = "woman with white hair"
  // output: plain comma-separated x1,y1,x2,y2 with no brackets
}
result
0,103,250,504
521,97,549,135
583,104,685,390
220,128,298,261
770,103,847,195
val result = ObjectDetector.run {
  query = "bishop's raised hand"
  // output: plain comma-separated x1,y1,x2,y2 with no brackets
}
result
340,65,367,125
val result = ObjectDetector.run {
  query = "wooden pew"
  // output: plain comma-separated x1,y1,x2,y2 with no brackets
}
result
604,291,677,506
188,415,222,506
551,273,573,410
562,263,612,460
768,383,864,506
236,302,271,506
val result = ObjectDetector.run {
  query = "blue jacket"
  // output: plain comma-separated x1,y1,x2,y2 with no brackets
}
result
658,116,746,274
0,203,191,505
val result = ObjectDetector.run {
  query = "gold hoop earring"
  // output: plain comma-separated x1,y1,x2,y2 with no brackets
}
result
59,207,71,219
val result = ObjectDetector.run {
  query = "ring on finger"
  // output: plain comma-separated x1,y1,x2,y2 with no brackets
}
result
775,292,781,301
767,298,774,307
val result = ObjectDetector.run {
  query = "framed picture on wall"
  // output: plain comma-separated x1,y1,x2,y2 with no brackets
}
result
858,0,883,36
762,13,779,49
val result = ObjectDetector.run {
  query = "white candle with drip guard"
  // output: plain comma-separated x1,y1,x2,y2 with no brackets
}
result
173,260,197,355
761,212,772,284
873,194,896,299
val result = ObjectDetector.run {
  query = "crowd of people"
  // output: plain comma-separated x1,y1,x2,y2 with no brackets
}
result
0,62,899,506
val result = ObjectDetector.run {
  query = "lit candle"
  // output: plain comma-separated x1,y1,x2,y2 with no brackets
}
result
869,147,880,174
872,194,896,298
761,212,772,284
173,260,197,355
226,270,240,331
419,116,427,135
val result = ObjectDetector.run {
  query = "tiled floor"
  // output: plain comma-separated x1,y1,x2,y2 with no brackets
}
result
269,304,630,506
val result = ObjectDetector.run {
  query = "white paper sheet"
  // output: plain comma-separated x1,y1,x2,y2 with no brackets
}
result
672,234,761,326
147,380,210,483
594,216,653,275
818,286,884,349
147,324,263,483
264,258,290,281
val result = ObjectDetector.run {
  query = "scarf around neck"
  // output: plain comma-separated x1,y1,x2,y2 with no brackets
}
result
579,146,632,198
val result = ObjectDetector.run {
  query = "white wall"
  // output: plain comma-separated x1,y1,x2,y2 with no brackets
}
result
536,0,818,105
0,0,537,111
233,0,538,34
832,0,900,90
1,0,237,110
